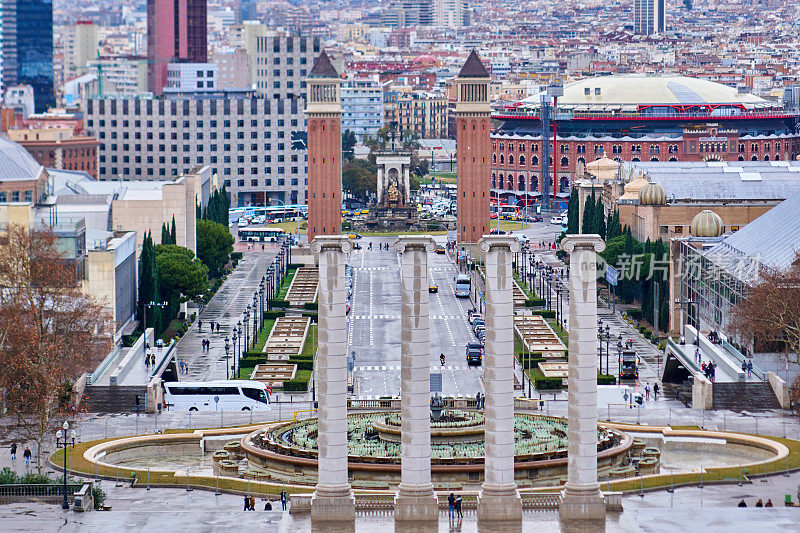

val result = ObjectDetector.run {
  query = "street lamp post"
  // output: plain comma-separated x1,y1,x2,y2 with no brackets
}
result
143,300,168,333
252,294,258,349
259,282,265,330
244,306,251,356
56,421,76,510
224,336,230,380
236,321,242,368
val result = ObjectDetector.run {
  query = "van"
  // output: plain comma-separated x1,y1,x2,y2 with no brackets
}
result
466,342,483,366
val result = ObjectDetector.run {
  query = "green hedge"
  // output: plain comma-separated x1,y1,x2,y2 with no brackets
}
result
287,263,304,269
530,309,556,318
598,374,617,385
627,309,643,320
263,310,286,320
303,302,318,311
270,299,289,308
525,297,545,307
283,370,312,392
230,252,243,261
534,376,563,390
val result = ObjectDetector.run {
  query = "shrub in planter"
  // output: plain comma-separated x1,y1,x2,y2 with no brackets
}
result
534,377,563,390
597,374,616,385
270,299,289,308
525,297,545,307
627,309,643,320
263,310,286,319
303,302,318,311
531,310,556,318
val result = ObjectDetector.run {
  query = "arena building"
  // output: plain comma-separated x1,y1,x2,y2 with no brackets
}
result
491,75,800,205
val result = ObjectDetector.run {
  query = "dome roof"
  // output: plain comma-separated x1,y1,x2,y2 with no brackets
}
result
520,75,773,110
0,136,43,181
691,210,724,237
619,176,649,201
585,155,620,180
412,54,436,64
639,182,667,205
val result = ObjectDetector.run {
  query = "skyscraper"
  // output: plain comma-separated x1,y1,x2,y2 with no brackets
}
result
14,0,54,113
633,0,665,35
0,0,17,98
147,0,208,95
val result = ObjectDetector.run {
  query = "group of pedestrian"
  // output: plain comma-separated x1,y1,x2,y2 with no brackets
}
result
144,353,157,370
243,495,257,511
447,492,463,518
742,359,754,378
197,320,221,333
701,361,717,381
178,360,189,374
475,392,485,409
536,241,557,250
738,498,773,507
201,339,211,351
10,444,32,468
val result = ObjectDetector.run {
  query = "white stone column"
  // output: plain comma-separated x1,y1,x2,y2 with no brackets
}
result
377,167,384,204
393,236,439,522
477,235,522,523
310,236,355,522
559,234,607,520
403,165,411,202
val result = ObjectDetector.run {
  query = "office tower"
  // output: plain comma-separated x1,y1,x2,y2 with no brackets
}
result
254,33,321,99
147,0,208,95
433,0,466,28
633,0,665,35
15,0,54,113
64,21,99,78
0,0,17,97
305,51,342,241
455,50,490,244
237,0,258,23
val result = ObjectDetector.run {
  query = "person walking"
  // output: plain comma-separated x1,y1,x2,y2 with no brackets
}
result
280,489,288,511
645,384,650,401
765,499,773,507
755,499,763,508
198,319,202,332
476,392,481,410
250,495,256,511
244,494,251,511
747,360,753,378
447,492,455,518
738,499,747,507
455,494,463,518
741,360,747,376
23,447,31,468
695,347,701,363
653,383,659,399
10,443,16,460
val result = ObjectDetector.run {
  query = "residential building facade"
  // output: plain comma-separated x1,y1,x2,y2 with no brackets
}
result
341,77,383,140
147,0,208,95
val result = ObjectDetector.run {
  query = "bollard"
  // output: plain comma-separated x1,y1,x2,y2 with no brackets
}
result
607,405,611,421
668,472,674,493
639,475,644,497
215,474,221,495
187,472,193,491
147,468,151,490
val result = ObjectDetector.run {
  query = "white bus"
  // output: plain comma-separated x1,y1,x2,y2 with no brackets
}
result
163,380,271,411
454,273,471,298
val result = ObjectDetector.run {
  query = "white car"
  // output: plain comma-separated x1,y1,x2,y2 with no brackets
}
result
237,218,249,228
515,233,530,244
550,216,564,225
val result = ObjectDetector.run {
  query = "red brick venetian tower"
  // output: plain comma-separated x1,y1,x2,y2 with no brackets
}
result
306,51,342,242
456,50,491,245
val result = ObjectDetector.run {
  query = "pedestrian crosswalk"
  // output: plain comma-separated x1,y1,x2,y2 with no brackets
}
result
351,315,463,320
354,365,480,372
355,393,477,400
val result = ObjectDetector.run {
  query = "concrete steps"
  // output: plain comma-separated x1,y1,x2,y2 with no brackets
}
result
712,381,781,411
80,385,147,413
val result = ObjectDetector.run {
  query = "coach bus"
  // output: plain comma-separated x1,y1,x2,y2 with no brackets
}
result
454,273,471,298
237,227,286,242
163,380,271,411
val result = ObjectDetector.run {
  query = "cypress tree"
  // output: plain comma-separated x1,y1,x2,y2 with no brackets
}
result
170,216,177,244
581,192,595,234
593,195,606,239
566,188,579,234
138,232,160,331
161,223,170,245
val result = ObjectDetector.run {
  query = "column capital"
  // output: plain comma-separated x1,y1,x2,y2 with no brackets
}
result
311,235,353,254
560,234,605,254
478,234,521,253
393,235,436,254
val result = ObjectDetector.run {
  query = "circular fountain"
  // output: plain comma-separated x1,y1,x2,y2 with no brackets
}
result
241,411,632,487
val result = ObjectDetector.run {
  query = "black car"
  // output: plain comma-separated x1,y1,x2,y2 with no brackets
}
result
466,342,483,366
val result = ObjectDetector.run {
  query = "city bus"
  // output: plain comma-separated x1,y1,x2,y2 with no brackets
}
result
237,227,286,242
163,380,271,411
230,205,307,223
454,273,471,298
490,202,517,220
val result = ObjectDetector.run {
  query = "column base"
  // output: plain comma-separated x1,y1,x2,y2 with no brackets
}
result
558,484,607,521
477,484,522,522
394,484,439,522
311,484,355,522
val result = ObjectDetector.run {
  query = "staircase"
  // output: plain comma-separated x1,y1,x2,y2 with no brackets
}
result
712,382,781,411
661,380,693,405
79,385,147,413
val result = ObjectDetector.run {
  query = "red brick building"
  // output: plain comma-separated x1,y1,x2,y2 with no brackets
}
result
7,129,100,179
491,75,800,205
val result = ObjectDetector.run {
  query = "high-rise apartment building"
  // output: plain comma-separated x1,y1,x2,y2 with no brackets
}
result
64,21,99,79
254,34,322,99
433,0,466,28
633,0,665,35
147,0,208,95
341,78,383,140
383,0,433,27
15,0,55,113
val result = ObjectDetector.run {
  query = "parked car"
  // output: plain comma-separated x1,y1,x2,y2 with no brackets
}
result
550,216,564,225
429,284,438,293
515,234,530,244
237,218,249,228
490,229,506,235
468,313,483,326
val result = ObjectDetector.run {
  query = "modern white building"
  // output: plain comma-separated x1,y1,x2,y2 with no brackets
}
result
84,94,308,207
3,84,34,118
341,77,384,140
164,63,218,93
633,0,665,35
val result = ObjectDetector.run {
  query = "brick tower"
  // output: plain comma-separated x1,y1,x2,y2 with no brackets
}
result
306,51,342,242
455,50,491,245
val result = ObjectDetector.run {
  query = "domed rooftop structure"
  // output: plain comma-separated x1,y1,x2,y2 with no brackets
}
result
691,210,724,237
585,156,620,180
518,75,775,112
619,176,649,201
639,182,667,205
412,54,436,64
0,136,44,181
